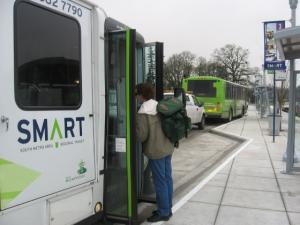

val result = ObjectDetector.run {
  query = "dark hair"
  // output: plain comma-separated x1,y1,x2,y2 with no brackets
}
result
136,83,155,100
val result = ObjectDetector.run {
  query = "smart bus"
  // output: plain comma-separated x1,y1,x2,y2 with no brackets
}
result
182,76,248,121
0,1,165,224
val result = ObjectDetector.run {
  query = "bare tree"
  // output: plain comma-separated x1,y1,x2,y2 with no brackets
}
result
206,61,227,79
163,51,196,88
164,59,180,89
179,51,196,78
193,57,228,79
194,56,207,75
243,67,261,86
164,45,253,89
212,44,250,83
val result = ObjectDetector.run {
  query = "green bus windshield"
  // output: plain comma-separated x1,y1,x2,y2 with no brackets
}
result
187,80,217,97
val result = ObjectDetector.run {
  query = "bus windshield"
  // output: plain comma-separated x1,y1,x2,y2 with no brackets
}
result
187,80,217,97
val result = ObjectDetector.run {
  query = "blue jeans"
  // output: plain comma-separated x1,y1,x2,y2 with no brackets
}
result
149,154,173,217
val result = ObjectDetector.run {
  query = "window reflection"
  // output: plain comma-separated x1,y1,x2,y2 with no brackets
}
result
15,2,81,109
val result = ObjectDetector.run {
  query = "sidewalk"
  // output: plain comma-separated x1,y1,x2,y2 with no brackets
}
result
157,105,300,225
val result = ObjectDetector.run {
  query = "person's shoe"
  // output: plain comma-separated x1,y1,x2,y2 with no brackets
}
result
147,214,170,222
152,210,173,217
152,210,158,215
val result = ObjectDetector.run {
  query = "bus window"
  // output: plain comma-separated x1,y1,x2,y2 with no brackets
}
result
15,2,81,109
187,80,216,97
226,83,233,99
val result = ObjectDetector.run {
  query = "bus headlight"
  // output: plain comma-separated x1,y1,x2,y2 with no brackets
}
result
207,104,218,112
94,202,103,213
216,102,222,111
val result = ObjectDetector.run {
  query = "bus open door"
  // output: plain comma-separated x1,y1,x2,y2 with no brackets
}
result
104,19,164,224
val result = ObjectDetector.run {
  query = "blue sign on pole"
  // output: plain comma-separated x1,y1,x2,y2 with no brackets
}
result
264,21,286,71
264,61,286,70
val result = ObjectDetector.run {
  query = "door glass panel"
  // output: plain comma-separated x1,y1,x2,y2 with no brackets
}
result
136,45,145,197
144,45,156,85
135,45,156,200
136,42,165,201
105,32,128,216
294,74,300,168
136,46,144,84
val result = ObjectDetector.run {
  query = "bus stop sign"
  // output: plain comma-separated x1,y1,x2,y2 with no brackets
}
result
264,61,286,70
264,21,286,71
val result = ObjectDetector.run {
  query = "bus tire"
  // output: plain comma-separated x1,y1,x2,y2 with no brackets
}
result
198,115,205,130
227,109,232,122
242,107,245,116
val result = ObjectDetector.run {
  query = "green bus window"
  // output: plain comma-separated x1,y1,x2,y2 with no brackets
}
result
187,80,216,97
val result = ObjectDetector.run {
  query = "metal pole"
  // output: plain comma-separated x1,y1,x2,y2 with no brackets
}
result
261,75,265,118
260,88,263,117
286,62,296,172
286,0,298,172
273,70,276,142
263,69,268,116
263,68,270,115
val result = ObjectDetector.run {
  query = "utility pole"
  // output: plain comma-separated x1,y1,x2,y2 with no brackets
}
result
286,0,298,172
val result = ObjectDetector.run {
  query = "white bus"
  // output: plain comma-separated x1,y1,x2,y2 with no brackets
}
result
0,1,164,224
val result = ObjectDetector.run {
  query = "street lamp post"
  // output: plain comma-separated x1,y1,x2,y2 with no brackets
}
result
290,0,298,26
286,0,298,172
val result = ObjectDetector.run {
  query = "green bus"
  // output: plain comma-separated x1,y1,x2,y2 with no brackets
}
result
182,76,248,121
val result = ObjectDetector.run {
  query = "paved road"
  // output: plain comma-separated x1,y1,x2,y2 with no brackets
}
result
172,119,241,200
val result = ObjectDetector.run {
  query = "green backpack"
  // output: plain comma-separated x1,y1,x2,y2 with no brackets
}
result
157,97,191,148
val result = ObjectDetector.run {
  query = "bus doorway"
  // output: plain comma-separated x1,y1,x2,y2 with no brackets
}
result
137,42,164,204
103,19,164,224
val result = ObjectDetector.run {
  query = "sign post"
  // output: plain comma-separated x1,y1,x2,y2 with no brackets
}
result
273,70,276,142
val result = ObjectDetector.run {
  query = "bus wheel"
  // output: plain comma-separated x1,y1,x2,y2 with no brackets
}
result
198,116,205,130
227,109,232,122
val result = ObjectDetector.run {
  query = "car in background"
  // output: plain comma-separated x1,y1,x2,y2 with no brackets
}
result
164,93,206,129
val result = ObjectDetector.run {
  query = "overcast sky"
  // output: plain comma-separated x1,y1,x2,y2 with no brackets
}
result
99,0,296,69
